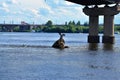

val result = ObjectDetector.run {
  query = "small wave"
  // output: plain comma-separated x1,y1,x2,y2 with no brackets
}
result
66,41,86,43
0,44,52,48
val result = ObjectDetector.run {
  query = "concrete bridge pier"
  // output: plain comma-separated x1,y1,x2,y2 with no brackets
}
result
102,15,114,44
83,7,100,43
83,5,120,44
88,15,99,43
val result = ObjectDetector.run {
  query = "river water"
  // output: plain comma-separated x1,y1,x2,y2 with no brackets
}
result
0,32,120,80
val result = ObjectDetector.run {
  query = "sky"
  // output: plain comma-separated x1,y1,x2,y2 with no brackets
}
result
0,0,120,24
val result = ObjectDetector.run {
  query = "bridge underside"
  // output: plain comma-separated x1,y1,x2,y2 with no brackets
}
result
66,0,120,44
66,0,118,5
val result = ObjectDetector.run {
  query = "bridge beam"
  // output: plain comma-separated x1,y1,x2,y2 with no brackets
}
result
83,5,120,44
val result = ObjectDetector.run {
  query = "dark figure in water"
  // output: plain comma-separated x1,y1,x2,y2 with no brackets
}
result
52,33,69,49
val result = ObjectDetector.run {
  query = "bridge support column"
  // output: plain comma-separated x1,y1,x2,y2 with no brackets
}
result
83,5,120,44
102,15,115,44
88,15,99,43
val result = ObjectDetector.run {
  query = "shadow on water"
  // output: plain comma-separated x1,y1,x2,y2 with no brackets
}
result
88,43,114,51
103,43,114,51
88,43,98,51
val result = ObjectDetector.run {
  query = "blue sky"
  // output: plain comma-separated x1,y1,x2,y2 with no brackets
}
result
0,0,120,24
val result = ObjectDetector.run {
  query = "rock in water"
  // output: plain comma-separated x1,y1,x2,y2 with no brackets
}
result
52,33,69,49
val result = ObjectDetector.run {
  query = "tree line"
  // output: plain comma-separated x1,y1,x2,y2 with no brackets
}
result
1,20,120,33
35,20,120,33
35,20,89,33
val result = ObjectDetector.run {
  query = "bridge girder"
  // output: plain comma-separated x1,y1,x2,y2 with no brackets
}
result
66,0,120,5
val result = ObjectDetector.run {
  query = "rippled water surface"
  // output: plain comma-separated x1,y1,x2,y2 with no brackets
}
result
0,32,120,80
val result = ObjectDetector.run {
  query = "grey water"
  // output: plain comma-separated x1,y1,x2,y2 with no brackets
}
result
0,32,120,80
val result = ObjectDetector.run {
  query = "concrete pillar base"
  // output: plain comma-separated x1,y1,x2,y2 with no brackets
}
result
88,35,100,43
102,36,115,44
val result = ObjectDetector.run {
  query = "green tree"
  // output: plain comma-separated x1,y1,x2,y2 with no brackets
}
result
13,26,20,32
68,21,72,25
68,24,76,33
99,26,103,33
115,26,120,32
65,21,68,26
68,21,75,25
76,21,81,26
84,21,89,26
45,20,53,27
72,21,75,25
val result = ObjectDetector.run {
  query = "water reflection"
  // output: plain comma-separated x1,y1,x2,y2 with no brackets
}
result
88,43,114,51
88,43,98,51
103,44,114,51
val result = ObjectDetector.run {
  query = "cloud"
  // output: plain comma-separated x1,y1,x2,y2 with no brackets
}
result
0,2,10,13
39,8,50,16
0,0,89,24
65,1,76,5
0,0,119,24
11,0,18,4
6,0,18,4
2,2,8,7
